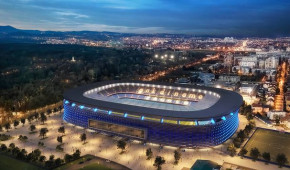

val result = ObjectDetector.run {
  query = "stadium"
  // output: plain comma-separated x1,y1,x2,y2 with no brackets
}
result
63,81,243,147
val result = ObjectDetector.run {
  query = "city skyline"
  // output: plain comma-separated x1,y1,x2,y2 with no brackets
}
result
0,0,290,37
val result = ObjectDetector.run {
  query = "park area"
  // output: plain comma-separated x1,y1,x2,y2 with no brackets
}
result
243,128,290,166
0,154,43,170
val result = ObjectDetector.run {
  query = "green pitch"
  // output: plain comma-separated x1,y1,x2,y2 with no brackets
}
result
243,128,290,165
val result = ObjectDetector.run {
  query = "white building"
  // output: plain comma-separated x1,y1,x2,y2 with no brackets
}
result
265,57,278,69
224,54,233,67
239,56,257,68
267,111,286,120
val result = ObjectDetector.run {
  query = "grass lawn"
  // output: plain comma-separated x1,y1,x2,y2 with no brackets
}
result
55,155,114,170
79,163,112,170
0,154,43,170
243,128,290,165
54,155,94,170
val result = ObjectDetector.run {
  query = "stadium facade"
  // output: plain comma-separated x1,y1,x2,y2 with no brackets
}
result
63,81,243,147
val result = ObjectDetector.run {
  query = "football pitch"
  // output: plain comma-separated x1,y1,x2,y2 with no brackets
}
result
243,128,290,165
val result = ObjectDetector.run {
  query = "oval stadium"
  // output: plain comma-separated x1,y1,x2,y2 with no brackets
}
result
63,81,243,147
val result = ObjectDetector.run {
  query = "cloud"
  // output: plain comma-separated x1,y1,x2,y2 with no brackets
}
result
55,11,89,18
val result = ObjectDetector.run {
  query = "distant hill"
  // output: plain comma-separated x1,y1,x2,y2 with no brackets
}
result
0,25,20,33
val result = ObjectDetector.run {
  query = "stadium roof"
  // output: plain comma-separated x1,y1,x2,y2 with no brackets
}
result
63,81,243,120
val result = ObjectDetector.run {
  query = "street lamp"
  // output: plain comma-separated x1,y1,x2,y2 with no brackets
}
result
170,55,174,59
155,54,158,58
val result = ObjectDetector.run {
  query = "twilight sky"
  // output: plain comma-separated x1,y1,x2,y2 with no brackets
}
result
0,0,289,36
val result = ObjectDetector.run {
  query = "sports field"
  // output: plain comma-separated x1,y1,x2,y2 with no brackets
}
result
243,128,290,165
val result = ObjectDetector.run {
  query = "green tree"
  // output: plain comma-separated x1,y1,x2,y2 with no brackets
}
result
21,118,26,126
174,150,181,165
54,158,63,166
250,147,260,161
274,115,281,125
58,126,65,135
13,120,19,128
4,123,11,132
240,148,248,157
153,156,166,170
39,128,48,139
146,148,153,160
227,143,236,156
64,154,73,163
57,136,63,144
80,133,86,144
276,153,288,168
0,144,7,151
262,152,270,163
30,124,36,132
39,155,46,162
117,140,126,153
73,149,81,160
40,113,47,124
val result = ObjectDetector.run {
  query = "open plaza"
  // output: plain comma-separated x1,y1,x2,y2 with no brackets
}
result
1,110,288,170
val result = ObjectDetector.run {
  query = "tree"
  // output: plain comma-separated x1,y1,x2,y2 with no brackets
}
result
240,148,248,157
117,140,126,153
47,109,52,116
39,128,48,139
30,125,36,132
0,144,7,151
73,149,81,160
237,130,246,140
14,120,19,128
49,155,55,161
27,115,33,124
262,152,271,163
58,126,65,135
64,154,73,163
4,123,11,132
9,143,15,149
276,153,288,168
57,136,63,144
227,143,236,156
174,150,181,165
39,155,46,162
250,147,260,161
274,115,281,125
80,133,87,144
21,118,26,126
54,158,63,166
40,113,47,124
154,156,165,170
146,148,153,160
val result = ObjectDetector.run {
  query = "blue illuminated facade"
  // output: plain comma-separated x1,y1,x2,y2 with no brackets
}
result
63,100,239,147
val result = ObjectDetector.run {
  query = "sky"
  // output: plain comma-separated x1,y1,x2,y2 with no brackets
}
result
0,0,289,36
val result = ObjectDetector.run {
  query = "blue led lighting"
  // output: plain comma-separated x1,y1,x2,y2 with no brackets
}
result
79,105,84,109
221,116,226,120
108,111,112,115
63,101,240,147
65,100,69,104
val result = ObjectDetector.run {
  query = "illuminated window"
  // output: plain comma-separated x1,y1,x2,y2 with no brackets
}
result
144,117,160,122
179,121,195,125
163,119,177,124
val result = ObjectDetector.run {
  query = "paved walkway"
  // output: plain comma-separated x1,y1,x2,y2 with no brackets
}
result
1,112,288,170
